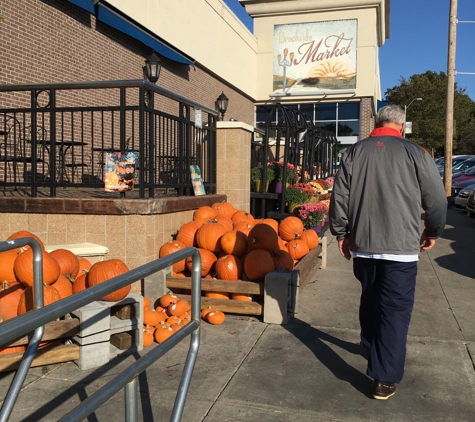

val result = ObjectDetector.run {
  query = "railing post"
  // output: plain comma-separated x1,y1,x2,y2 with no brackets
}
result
124,377,138,422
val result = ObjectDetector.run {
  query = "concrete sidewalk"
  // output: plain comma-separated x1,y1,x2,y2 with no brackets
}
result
1,207,474,421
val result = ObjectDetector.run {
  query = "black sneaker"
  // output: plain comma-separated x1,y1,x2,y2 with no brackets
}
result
372,380,396,400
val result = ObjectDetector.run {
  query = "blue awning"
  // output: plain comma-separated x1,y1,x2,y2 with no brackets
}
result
66,0,95,14
96,3,194,66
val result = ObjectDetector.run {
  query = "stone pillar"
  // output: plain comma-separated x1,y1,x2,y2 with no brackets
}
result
216,121,254,212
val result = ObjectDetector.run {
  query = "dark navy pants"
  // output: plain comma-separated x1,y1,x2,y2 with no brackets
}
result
353,257,418,384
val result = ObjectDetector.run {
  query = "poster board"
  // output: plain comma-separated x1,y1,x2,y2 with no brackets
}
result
190,165,205,196
104,151,137,192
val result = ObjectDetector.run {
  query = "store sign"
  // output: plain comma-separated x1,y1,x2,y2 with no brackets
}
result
273,19,357,93
405,122,412,134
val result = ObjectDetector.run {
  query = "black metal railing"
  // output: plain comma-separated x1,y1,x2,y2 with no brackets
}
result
0,80,218,198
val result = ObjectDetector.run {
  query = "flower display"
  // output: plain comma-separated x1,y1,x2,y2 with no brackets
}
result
325,176,335,187
297,202,329,229
269,161,297,183
291,183,315,196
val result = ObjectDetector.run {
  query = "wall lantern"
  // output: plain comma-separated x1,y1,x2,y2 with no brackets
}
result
145,51,162,83
216,92,229,121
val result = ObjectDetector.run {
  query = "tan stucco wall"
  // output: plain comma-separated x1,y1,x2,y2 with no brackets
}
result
109,0,258,99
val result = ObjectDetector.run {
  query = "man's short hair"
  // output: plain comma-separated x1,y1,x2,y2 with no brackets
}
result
376,105,405,126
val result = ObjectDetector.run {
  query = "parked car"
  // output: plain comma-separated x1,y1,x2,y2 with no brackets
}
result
454,183,475,210
453,167,475,183
438,155,475,175
466,188,475,218
449,158,475,179
450,178,475,202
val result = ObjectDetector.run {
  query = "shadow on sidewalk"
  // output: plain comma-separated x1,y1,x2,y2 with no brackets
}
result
284,317,372,397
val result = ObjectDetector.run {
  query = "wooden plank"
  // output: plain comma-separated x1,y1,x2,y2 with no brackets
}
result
167,277,264,295
111,304,133,320
175,294,263,316
294,245,322,291
110,332,132,350
6,319,80,347
0,343,80,372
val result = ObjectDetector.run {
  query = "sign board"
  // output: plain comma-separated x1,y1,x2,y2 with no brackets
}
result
194,109,203,129
104,151,137,192
190,165,206,196
405,122,412,134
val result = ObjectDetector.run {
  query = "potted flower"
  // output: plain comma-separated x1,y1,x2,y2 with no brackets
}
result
284,186,312,213
269,161,297,193
251,166,274,192
297,202,330,232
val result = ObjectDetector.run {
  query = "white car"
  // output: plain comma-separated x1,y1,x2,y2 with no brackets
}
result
454,183,475,209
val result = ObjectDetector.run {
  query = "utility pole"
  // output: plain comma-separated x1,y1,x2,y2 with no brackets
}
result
444,0,457,198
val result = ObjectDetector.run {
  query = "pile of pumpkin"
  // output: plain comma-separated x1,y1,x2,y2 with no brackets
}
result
142,293,225,347
158,201,320,301
0,230,132,355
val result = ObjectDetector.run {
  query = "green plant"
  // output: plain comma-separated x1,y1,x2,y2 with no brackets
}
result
284,187,311,204
250,167,262,182
270,161,297,183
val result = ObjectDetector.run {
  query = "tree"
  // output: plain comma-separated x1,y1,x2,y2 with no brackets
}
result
384,71,475,156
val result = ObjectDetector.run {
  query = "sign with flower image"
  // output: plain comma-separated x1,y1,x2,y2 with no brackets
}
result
104,151,137,192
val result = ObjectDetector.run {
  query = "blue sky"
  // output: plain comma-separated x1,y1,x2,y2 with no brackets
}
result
224,0,475,101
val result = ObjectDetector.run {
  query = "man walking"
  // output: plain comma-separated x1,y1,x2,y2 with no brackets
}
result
329,105,446,400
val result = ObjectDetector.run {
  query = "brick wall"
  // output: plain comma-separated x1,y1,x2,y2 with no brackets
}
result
360,97,375,139
0,0,254,124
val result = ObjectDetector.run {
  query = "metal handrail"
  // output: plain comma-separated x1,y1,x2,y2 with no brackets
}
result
0,239,201,422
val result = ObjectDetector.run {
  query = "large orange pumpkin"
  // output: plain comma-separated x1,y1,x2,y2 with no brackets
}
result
301,229,319,250
176,221,203,247
51,275,73,299
193,206,218,223
215,255,243,280
196,222,227,253
0,249,19,283
272,250,294,271
17,284,61,315
220,231,248,256
256,218,279,234
231,210,255,226
86,259,131,301
233,221,253,236
7,230,45,253
72,273,87,294
77,257,92,275
211,202,235,219
287,239,310,260
49,249,80,281
213,216,234,232
185,248,217,277
13,248,61,287
243,249,275,282
0,281,24,321
247,224,279,252
159,240,187,273
279,216,304,241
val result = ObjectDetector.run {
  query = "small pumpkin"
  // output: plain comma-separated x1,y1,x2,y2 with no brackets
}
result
232,293,252,302
143,309,165,327
159,293,179,308
206,310,226,325
287,239,310,260
86,259,131,302
301,230,319,250
200,306,214,319
143,296,151,312
154,325,174,343
204,291,230,300
167,299,190,316
143,328,155,347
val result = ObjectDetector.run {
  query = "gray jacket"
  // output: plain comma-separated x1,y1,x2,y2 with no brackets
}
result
329,131,447,255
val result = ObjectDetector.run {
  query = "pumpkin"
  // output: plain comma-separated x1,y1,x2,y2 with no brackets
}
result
220,231,248,256
143,328,155,347
167,299,190,316
247,224,279,252
143,309,165,327
0,346,27,355
185,248,217,277
13,248,61,287
287,239,310,260
176,220,203,247
231,210,255,226
204,291,230,300
243,249,275,282
86,259,131,301
232,293,252,302
17,285,61,315
279,216,304,241
200,307,214,319
301,229,319,250
0,281,24,321
272,250,294,271
256,218,279,234
213,216,234,232
159,240,187,273
215,255,243,280
154,325,174,343
72,273,87,294
7,230,44,253
52,275,73,299
0,249,20,283
196,222,227,252
159,293,179,308
233,221,253,236
166,315,182,325
211,202,235,219
143,296,151,312
193,206,218,223
49,249,80,281
206,310,226,325
77,257,92,275
277,236,288,252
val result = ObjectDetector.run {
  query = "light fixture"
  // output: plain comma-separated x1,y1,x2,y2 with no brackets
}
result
216,92,229,121
403,98,422,136
144,51,162,83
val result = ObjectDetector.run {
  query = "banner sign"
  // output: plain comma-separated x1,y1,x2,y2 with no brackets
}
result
273,19,357,93
104,151,137,192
